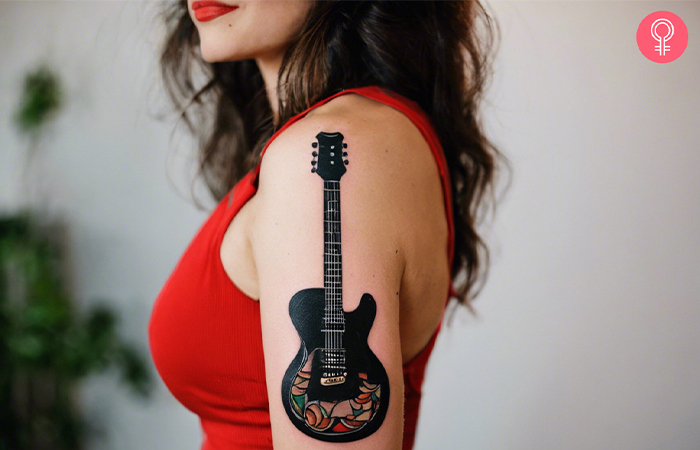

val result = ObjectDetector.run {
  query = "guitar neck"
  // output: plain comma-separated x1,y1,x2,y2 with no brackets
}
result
323,180,342,314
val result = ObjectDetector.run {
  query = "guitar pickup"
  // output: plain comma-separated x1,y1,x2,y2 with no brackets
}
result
320,375,346,386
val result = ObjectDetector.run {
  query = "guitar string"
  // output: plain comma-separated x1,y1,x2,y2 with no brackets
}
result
336,181,344,371
334,181,337,359
336,181,342,364
324,178,347,375
336,181,341,367
325,180,343,373
330,182,332,356
325,180,333,371
328,183,330,358
332,181,337,366
333,181,342,364
323,183,330,356
332,182,335,359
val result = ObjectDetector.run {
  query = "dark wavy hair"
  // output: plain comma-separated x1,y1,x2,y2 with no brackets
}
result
159,0,509,314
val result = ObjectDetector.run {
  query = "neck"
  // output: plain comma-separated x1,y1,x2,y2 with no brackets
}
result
323,180,345,364
255,49,286,127
324,180,342,305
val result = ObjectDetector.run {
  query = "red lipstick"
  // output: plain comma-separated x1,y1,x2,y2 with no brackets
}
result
192,1,238,22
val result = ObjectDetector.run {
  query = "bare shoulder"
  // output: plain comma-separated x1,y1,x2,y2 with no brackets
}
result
257,92,444,225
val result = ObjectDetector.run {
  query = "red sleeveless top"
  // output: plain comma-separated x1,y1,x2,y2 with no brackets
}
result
148,85,455,450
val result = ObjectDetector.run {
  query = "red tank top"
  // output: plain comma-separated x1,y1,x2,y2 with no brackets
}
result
148,85,455,450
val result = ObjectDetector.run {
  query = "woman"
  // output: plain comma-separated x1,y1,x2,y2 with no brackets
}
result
148,1,504,449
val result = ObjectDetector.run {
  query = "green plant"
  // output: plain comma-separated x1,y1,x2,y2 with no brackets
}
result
3,64,153,450
0,213,153,450
12,65,62,138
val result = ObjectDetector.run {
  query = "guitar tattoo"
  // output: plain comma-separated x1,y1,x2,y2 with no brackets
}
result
281,131,390,442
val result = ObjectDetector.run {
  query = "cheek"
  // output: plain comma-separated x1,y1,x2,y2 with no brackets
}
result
261,1,312,42
194,13,260,61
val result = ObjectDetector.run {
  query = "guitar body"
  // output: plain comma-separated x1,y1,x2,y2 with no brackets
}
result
281,288,390,441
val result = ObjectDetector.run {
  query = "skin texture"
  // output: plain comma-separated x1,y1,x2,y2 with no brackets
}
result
187,0,313,122
193,2,451,447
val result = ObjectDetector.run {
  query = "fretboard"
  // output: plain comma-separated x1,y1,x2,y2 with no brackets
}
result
323,180,345,354
323,180,343,311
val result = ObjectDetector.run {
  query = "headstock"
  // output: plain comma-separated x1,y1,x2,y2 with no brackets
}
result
311,131,349,181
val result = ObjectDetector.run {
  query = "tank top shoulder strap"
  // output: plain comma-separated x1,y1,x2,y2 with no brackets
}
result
251,85,456,298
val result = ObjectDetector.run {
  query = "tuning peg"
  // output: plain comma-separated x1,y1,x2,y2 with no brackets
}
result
343,143,347,148
343,152,347,157
311,167,316,173
344,160,349,165
312,142,318,148
312,151,318,157
311,160,316,165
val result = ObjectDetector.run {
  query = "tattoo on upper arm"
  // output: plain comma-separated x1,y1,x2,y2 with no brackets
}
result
281,131,390,442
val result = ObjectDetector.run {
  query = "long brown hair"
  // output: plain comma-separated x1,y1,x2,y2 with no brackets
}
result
159,0,509,314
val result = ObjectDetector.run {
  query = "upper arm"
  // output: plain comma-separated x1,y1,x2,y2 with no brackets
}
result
251,110,416,449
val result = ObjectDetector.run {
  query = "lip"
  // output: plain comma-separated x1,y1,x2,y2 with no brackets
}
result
192,1,238,22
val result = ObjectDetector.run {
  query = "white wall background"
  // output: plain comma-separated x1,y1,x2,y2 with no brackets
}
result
1,1,698,449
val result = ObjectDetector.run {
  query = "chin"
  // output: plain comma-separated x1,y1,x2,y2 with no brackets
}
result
200,46,229,63
199,41,242,63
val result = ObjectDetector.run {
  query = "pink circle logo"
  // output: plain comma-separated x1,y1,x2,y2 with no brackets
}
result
637,11,688,63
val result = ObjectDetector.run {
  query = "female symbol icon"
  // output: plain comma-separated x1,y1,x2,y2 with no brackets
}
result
651,18,674,56
637,11,687,63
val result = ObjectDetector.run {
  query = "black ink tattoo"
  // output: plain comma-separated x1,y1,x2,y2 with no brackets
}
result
281,131,390,441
